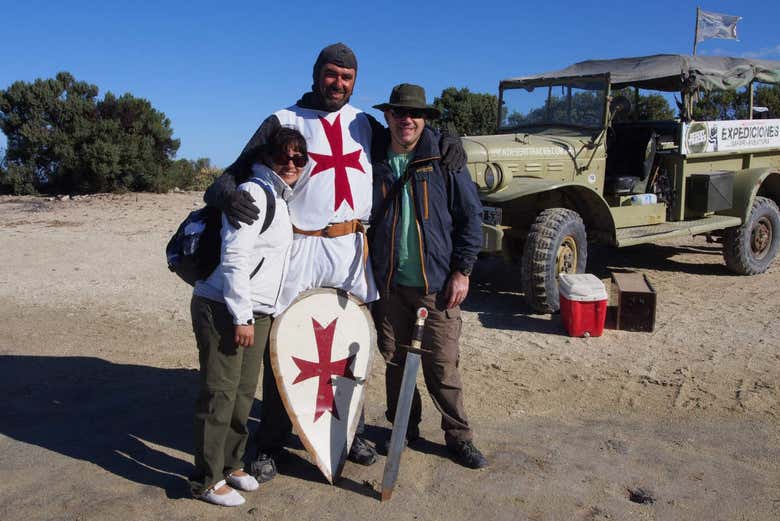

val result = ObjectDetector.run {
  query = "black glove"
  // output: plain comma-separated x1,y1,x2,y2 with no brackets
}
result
225,189,259,228
439,126,467,172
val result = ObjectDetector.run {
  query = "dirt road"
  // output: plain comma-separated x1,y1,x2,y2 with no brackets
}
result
0,193,777,521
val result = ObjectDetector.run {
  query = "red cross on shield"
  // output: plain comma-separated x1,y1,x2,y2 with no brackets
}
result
269,289,375,483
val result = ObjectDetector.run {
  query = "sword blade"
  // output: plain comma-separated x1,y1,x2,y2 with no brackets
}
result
380,351,421,501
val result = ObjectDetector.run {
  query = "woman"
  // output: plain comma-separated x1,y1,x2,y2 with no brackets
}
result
189,127,307,506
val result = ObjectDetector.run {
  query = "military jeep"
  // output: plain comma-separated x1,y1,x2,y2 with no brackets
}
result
465,54,780,313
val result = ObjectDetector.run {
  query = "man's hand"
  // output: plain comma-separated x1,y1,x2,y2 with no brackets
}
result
235,324,254,347
439,126,467,173
226,190,260,228
444,271,470,309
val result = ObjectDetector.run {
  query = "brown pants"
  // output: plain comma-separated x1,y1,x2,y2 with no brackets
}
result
372,285,472,446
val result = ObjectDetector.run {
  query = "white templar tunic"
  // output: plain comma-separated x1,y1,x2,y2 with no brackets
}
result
274,103,379,314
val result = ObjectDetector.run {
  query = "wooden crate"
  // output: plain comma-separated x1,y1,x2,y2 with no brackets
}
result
611,272,656,332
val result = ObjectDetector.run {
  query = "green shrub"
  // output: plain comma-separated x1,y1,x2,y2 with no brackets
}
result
0,72,185,194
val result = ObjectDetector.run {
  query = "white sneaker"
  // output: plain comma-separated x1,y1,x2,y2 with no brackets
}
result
198,479,245,507
226,470,260,491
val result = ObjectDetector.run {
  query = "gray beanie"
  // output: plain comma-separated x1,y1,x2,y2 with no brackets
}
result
312,42,358,83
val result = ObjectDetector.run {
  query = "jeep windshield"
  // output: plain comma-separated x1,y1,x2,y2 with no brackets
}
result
498,78,607,132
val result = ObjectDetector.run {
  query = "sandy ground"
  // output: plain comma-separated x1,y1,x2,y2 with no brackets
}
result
0,192,778,521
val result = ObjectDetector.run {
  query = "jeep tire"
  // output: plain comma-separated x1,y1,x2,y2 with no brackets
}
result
521,208,588,313
723,196,780,275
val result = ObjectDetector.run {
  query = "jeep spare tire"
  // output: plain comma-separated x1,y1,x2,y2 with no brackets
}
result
521,208,588,313
723,196,780,275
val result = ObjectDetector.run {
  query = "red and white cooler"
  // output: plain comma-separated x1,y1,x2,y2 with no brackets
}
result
558,273,607,337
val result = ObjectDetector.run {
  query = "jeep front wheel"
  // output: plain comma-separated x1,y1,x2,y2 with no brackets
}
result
521,208,588,313
723,196,780,275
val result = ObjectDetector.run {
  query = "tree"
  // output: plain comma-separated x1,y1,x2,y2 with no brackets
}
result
0,72,180,194
636,94,676,120
755,84,780,117
611,89,676,120
433,87,498,136
692,89,748,121
522,90,604,126
168,157,222,191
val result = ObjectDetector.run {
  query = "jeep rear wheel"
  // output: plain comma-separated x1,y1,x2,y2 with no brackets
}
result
521,208,588,313
723,196,780,275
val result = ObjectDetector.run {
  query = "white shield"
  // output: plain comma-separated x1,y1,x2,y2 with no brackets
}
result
269,288,375,483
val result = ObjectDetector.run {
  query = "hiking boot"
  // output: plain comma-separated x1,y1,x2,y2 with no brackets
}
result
347,436,377,466
447,440,488,469
248,452,278,483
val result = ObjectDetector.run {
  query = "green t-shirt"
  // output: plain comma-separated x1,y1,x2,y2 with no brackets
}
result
388,151,424,287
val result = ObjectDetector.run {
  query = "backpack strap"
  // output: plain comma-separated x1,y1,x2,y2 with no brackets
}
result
371,167,413,227
246,178,277,233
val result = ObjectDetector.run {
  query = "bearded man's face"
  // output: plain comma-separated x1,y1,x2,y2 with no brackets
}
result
317,63,356,111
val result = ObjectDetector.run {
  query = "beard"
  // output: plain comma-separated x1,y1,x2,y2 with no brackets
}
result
319,85,351,112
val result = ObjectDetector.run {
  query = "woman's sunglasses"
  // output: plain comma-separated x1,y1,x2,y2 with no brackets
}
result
274,153,308,168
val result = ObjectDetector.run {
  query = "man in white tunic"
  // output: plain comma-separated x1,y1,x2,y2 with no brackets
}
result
205,44,383,475
206,43,379,312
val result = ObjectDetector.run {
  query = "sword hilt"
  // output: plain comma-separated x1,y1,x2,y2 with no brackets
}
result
410,307,428,351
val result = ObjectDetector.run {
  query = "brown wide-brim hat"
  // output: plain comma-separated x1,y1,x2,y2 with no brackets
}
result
373,83,441,119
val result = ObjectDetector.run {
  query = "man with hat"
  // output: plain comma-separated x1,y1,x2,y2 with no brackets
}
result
368,84,487,469
203,45,466,478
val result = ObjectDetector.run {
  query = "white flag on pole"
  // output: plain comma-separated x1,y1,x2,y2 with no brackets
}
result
696,9,742,43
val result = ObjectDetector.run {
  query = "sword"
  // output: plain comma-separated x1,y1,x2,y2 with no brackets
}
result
381,307,429,502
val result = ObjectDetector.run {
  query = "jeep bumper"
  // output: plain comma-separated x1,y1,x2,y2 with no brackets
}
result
480,223,506,253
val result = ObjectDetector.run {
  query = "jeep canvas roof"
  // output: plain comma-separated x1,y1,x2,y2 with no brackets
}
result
501,54,780,92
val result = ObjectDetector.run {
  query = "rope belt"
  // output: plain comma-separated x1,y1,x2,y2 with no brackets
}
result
292,219,369,262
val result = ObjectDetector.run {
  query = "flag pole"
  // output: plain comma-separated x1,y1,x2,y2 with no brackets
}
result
693,6,700,55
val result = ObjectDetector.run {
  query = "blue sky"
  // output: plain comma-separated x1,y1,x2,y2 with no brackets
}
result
2,0,778,167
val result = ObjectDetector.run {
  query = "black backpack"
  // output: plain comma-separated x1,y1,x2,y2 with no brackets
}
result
166,179,276,286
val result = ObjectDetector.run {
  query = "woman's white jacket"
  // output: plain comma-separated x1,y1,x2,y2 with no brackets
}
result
194,164,293,323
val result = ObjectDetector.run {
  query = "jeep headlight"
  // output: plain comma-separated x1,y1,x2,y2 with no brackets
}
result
474,163,502,192
484,165,497,190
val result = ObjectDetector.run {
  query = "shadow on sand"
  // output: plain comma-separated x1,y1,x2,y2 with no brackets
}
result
0,355,375,499
465,256,565,333
468,240,732,330
588,242,731,278
0,355,198,499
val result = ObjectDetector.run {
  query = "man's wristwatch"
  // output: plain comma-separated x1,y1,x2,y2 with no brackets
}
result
245,318,255,325
457,266,472,277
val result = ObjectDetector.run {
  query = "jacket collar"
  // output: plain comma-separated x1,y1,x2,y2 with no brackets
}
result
250,163,294,201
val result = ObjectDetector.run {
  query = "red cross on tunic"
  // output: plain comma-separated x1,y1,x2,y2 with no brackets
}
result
308,114,366,211
291,318,356,422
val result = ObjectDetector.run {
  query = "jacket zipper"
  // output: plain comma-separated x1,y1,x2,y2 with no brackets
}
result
385,177,400,292
407,181,429,293
421,179,429,219
272,244,289,306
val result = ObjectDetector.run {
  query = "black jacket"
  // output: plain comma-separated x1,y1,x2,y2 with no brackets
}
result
369,127,482,294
